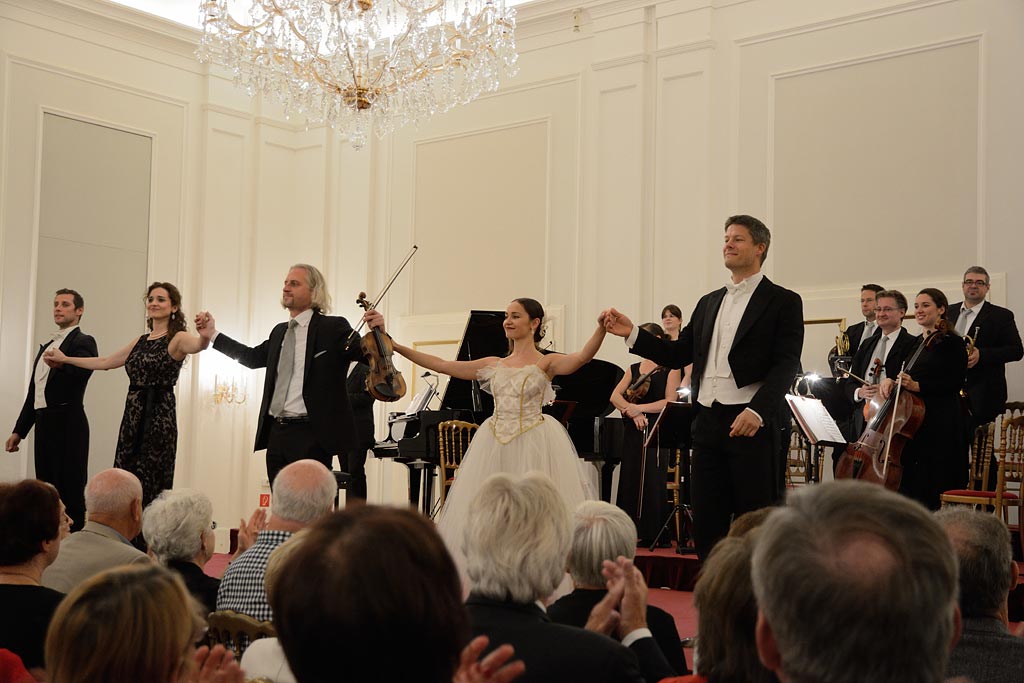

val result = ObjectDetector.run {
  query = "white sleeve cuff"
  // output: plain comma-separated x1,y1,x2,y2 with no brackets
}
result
625,325,639,348
744,407,764,426
622,628,654,648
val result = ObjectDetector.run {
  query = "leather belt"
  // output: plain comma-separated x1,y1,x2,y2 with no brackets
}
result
274,415,310,425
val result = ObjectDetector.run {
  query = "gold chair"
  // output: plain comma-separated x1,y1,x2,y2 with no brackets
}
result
940,423,996,509
939,420,1021,521
438,420,478,508
206,610,276,659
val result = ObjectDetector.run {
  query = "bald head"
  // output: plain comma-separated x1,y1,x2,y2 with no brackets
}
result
270,460,337,526
84,469,143,539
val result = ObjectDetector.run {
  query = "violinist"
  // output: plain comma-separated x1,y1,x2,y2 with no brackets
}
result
879,288,968,509
609,322,683,543
839,290,919,447
661,304,693,393
195,264,368,487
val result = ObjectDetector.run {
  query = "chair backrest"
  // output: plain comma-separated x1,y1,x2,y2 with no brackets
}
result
967,423,996,491
995,417,1024,511
206,610,276,659
438,420,478,471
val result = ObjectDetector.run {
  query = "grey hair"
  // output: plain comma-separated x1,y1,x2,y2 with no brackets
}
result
271,460,337,524
934,507,1013,617
568,501,636,587
142,489,213,563
290,263,332,314
84,469,143,517
751,481,958,683
463,473,570,603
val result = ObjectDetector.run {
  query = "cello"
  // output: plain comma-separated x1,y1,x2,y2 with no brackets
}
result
834,333,935,490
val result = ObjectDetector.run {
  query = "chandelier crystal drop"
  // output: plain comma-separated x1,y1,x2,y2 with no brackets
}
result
197,0,519,149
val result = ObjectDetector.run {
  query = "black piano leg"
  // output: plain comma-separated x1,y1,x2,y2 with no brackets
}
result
408,465,422,510
422,466,436,517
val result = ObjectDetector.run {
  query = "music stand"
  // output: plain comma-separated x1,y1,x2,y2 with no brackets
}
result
645,402,696,555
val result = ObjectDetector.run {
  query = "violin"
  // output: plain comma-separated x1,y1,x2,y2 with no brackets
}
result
835,324,948,490
623,366,665,403
356,292,407,402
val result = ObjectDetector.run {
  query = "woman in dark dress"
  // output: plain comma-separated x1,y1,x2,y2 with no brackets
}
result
609,322,682,542
46,282,208,506
880,288,968,509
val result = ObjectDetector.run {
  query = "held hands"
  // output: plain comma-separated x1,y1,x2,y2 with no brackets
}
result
600,309,634,338
194,312,217,341
453,636,525,683
967,347,980,369
4,434,21,453
42,347,67,368
728,409,761,438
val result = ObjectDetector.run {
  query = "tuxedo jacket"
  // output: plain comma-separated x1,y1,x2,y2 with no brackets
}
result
845,320,868,355
841,327,920,405
632,276,804,421
213,312,363,455
13,327,97,438
947,302,1023,424
466,594,675,683
547,588,688,675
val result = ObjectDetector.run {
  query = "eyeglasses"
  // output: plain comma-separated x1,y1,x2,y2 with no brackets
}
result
963,279,989,287
874,307,900,313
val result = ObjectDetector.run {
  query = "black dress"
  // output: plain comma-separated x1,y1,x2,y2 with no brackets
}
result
615,364,670,542
113,334,184,506
899,331,969,510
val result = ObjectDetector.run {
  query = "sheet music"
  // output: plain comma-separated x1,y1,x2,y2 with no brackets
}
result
786,394,846,445
405,386,436,415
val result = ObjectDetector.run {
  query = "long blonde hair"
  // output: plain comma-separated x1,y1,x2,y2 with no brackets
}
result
291,263,332,314
46,564,203,683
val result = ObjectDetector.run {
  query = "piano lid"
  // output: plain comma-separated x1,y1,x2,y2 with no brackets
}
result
440,310,506,417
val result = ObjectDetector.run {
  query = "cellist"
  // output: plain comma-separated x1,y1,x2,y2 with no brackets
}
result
879,288,968,509
839,290,920,449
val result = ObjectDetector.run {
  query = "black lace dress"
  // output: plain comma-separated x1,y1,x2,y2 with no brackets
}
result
113,334,184,506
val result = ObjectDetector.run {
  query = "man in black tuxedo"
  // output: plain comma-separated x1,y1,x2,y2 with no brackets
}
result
838,289,920,448
843,283,885,359
6,288,97,530
196,265,365,486
947,266,1023,430
603,215,803,560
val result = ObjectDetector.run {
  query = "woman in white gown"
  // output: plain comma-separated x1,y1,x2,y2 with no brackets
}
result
374,298,606,565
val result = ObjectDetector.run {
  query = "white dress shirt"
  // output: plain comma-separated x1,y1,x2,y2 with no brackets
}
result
34,325,79,410
854,327,902,401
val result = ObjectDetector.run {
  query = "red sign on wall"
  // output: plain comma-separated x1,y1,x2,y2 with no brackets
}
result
259,493,271,508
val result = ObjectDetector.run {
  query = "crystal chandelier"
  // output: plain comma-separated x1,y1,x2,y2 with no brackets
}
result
197,0,519,149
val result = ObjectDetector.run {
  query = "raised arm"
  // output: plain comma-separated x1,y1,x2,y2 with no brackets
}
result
168,331,210,361
45,337,139,371
541,322,607,377
392,342,498,381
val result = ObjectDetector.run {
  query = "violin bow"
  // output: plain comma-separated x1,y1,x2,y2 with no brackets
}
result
344,245,418,350
880,361,906,479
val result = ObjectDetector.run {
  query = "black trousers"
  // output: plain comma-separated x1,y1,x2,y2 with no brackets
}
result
266,421,332,489
690,402,781,560
343,446,369,501
34,406,89,532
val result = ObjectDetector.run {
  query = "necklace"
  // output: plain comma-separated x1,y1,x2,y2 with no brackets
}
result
148,331,169,341
0,570,41,585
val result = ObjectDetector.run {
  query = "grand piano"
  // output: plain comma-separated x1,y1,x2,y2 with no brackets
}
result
374,310,624,515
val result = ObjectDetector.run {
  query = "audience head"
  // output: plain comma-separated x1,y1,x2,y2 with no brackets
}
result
45,564,203,683
270,459,337,526
263,529,309,600
464,472,570,603
272,506,466,683
694,532,776,683
728,507,773,539
638,322,666,339
934,508,1017,620
0,479,68,568
85,468,143,538
142,489,215,565
569,500,636,588
751,481,959,683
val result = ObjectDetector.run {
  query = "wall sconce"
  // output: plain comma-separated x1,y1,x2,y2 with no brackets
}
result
213,374,247,405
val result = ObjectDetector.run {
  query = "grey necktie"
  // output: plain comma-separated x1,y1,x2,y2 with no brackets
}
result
859,322,876,348
956,308,974,337
872,334,890,382
270,319,298,416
